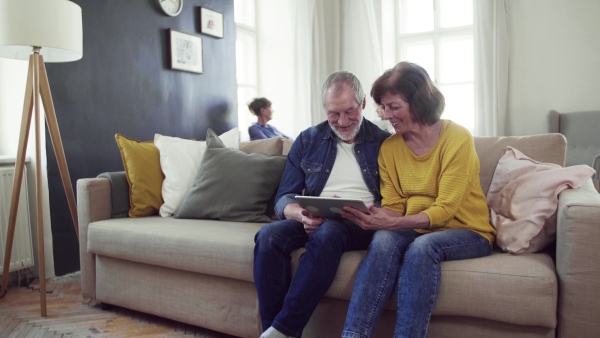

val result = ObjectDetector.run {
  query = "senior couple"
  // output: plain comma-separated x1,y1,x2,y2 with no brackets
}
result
254,62,496,338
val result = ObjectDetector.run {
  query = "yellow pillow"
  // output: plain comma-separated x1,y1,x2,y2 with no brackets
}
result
115,134,164,217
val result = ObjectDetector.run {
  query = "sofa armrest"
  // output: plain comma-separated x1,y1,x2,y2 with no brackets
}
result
96,171,129,218
556,178,600,337
76,177,112,299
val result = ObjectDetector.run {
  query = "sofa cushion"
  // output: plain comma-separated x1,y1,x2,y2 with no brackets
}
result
87,217,262,283
175,129,287,222
474,133,566,195
87,216,557,329
293,249,557,329
282,139,294,156
115,134,164,217
239,137,284,155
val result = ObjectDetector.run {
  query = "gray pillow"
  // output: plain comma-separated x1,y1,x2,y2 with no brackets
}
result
175,128,287,222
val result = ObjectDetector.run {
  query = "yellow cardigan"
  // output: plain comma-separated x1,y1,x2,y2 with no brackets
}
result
378,120,496,245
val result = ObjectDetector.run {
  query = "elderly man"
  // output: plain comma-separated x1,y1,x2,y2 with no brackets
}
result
254,70,391,338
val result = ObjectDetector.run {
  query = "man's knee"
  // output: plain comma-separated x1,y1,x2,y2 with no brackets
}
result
256,223,285,250
312,220,349,240
256,220,306,253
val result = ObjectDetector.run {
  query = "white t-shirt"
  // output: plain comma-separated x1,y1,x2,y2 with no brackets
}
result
320,140,374,204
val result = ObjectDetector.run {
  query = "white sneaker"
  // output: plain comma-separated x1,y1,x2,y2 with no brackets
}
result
260,326,291,338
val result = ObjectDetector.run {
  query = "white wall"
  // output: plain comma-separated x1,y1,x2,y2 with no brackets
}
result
506,0,600,136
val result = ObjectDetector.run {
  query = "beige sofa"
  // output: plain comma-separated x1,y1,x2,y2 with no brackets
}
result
77,133,600,338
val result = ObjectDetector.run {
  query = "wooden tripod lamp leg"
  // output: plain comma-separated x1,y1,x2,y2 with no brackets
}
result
33,52,47,317
38,56,79,239
1,52,79,318
1,55,35,298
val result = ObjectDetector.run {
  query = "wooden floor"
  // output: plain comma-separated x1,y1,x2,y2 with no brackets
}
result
0,273,237,338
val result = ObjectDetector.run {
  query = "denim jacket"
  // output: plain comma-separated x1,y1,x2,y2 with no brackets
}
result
274,118,392,220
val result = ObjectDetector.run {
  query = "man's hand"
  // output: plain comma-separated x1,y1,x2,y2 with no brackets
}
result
283,203,326,235
300,209,326,235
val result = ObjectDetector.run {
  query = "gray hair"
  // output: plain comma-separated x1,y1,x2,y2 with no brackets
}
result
321,70,365,109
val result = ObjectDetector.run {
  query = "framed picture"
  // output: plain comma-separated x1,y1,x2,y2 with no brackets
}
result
199,7,224,38
168,29,203,74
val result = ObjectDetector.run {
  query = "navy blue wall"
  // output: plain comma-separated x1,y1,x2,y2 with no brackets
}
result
45,0,237,275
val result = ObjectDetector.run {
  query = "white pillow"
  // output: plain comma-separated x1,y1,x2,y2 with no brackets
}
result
155,128,239,217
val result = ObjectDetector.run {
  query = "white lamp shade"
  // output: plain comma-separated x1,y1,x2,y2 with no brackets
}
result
0,0,82,62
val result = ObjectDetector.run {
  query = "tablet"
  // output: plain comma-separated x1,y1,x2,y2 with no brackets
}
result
295,196,370,219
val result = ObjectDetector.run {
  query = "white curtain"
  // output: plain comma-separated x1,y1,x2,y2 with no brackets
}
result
294,0,383,126
310,0,340,124
474,0,509,137
340,0,383,121
293,0,317,128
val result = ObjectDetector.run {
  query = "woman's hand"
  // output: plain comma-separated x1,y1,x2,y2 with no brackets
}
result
340,203,404,230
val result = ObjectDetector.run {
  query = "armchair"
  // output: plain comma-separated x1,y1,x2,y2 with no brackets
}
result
547,109,600,191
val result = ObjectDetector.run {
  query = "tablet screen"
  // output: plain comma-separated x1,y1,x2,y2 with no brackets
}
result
295,196,370,219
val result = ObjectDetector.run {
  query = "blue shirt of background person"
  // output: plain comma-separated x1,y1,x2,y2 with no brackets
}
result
247,97,292,140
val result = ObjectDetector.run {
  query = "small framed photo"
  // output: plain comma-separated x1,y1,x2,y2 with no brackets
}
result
168,29,203,74
199,7,224,38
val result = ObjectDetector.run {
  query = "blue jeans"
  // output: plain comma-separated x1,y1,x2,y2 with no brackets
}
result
254,218,374,338
342,229,491,338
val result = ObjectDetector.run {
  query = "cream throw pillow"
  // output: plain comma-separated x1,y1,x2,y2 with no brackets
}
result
155,127,239,217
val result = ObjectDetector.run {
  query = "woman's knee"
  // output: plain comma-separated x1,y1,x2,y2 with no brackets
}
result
368,230,419,257
361,231,398,258
404,235,442,263
371,230,400,248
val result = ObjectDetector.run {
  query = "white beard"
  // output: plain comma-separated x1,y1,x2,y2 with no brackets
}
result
329,122,360,142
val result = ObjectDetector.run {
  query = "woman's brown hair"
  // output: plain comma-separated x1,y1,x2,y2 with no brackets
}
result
371,61,445,125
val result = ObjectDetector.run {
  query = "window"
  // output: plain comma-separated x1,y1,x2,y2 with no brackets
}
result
234,0,257,141
395,0,474,132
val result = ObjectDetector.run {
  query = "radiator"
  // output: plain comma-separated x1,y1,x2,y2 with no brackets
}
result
0,165,34,274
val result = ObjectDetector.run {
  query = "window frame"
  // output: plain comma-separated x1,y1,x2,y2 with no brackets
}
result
394,0,474,132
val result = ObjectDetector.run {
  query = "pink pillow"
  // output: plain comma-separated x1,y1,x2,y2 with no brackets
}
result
487,147,594,254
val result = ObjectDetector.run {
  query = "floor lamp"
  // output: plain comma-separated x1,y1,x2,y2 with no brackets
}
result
0,0,83,317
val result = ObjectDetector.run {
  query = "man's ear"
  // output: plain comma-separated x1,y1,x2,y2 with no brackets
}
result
361,98,366,110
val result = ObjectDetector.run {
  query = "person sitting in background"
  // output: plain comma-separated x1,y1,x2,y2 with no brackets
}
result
248,97,291,141
372,103,394,133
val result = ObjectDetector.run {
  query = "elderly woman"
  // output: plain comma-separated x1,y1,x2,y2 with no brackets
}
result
340,62,496,338
248,97,291,141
